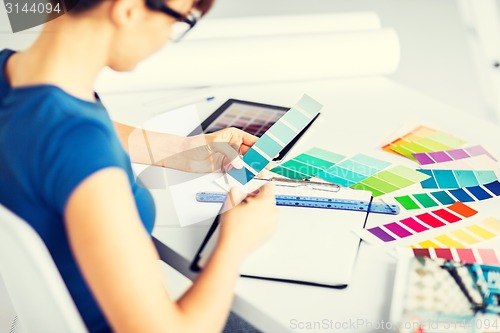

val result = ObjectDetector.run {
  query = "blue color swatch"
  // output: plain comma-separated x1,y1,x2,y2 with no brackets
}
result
395,180,500,210
419,169,498,189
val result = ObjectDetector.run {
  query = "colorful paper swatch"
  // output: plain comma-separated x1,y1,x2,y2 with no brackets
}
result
413,217,500,248
314,154,391,187
350,165,430,197
395,180,500,210
364,202,478,243
419,169,498,189
224,94,322,185
270,147,346,180
382,126,466,160
411,248,500,265
413,145,497,165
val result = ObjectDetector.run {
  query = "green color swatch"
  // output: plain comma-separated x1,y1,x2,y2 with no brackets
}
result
316,154,391,187
271,147,346,180
413,193,439,208
389,128,466,160
352,165,430,197
395,195,421,210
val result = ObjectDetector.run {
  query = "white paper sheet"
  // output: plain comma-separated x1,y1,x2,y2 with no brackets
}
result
196,187,373,286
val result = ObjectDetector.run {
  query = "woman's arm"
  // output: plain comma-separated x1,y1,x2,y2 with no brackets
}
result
65,167,277,333
113,122,257,173
113,121,187,167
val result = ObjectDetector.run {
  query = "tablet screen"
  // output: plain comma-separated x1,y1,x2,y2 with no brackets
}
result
204,101,286,136
190,99,319,161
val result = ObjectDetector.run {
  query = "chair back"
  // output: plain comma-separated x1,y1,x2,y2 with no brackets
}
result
0,204,87,333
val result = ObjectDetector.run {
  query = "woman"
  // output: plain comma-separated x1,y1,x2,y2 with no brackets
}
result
0,0,278,332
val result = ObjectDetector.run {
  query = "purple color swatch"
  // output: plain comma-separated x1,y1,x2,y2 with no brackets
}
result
467,145,498,161
413,145,497,165
368,227,395,242
431,151,453,163
448,148,470,160
385,222,413,238
415,154,434,164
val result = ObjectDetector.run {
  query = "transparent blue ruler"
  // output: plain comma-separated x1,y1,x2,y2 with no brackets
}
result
196,192,400,215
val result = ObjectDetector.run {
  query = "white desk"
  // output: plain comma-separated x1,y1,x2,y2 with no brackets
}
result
105,76,500,333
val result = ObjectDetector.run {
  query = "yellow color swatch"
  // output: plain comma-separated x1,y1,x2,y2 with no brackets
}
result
434,235,465,248
418,240,442,248
481,218,500,233
467,225,496,240
451,229,481,245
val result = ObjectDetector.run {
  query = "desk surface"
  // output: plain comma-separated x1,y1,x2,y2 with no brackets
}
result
105,76,500,333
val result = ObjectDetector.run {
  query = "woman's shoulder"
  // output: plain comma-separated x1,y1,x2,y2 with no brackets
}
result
9,85,112,133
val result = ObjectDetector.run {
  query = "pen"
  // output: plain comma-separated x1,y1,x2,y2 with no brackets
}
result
143,89,215,111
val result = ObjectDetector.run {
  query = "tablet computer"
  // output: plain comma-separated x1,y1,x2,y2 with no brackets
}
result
190,185,373,288
189,99,320,161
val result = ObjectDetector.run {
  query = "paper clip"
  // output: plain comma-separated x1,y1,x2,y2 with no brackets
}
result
254,177,341,193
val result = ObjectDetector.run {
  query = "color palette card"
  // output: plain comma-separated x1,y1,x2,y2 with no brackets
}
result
358,202,478,246
412,217,500,249
350,165,430,197
412,154,499,171
394,180,500,210
419,169,499,189
382,126,466,160
314,153,391,187
270,147,346,180
217,94,322,190
406,248,500,265
413,145,497,165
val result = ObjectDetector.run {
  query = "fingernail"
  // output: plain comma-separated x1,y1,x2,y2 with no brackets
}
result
231,156,244,169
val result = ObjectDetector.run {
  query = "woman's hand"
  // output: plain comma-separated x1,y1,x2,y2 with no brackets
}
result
180,127,258,173
218,184,279,262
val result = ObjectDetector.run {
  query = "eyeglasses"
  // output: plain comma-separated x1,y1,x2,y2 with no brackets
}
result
145,0,199,42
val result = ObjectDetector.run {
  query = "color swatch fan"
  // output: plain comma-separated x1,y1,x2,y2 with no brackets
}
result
413,145,497,166
359,202,479,246
394,180,500,211
382,126,466,161
271,148,429,197
217,94,321,189
405,248,500,265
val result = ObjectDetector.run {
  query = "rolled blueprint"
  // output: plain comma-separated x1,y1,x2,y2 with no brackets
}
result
96,13,400,93
183,12,382,40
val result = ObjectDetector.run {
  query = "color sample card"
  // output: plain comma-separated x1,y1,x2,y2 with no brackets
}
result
350,165,430,197
315,154,391,187
395,180,500,210
270,147,346,180
222,94,322,186
361,202,478,244
205,102,284,136
413,145,497,165
412,217,500,248
411,248,500,265
382,126,466,160
419,169,498,189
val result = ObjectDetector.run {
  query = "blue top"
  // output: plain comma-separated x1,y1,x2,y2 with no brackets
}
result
0,49,156,332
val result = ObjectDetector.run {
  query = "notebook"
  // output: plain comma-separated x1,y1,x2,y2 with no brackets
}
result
191,185,372,288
